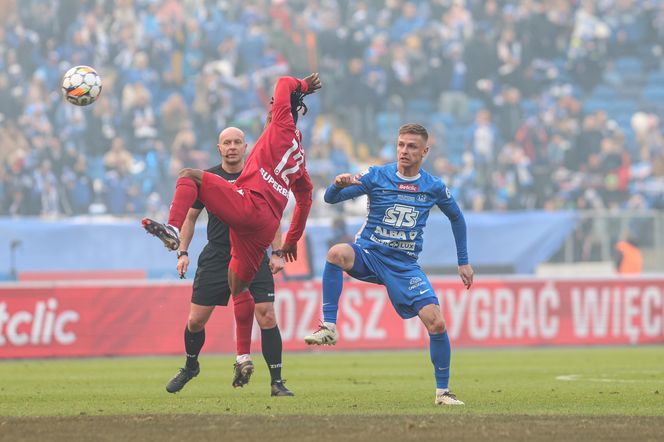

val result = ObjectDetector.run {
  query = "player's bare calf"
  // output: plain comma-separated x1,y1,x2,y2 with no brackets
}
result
142,218,180,251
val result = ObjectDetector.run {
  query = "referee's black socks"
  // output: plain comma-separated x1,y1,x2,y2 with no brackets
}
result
261,326,283,382
184,327,205,370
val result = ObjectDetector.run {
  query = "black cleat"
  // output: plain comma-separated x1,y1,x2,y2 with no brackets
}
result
232,360,254,388
271,380,294,397
166,365,200,393
142,218,180,251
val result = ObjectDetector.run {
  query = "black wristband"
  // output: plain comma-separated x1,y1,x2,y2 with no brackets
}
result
177,250,188,258
271,249,284,258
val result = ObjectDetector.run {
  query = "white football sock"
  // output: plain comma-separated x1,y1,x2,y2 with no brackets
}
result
236,354,252,364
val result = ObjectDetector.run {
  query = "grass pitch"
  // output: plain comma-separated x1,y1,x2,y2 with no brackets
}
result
1,347,663,441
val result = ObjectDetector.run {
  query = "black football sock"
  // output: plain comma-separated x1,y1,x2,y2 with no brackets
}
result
184,326,205,370
261,326,283,382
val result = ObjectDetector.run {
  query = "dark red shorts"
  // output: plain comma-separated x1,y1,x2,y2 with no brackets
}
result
199,171,279,282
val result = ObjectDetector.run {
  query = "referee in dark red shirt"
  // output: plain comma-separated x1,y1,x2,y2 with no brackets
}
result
166,127,293,396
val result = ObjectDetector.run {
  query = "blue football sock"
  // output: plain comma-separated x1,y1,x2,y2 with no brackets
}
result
322,261,344,324
429,331,451,389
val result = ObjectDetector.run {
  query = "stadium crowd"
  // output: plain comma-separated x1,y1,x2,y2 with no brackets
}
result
0,0,663,218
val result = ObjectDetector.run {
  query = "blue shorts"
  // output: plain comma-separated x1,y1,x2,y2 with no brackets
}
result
346,244,439,319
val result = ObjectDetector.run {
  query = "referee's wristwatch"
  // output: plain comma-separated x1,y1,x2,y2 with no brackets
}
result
271,249,284,258
177,250,188,259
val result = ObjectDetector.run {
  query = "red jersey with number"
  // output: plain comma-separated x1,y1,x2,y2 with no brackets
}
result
234,76,313,244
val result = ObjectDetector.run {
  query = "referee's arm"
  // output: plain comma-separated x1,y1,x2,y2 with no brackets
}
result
179,208,202,253
176,208,202,278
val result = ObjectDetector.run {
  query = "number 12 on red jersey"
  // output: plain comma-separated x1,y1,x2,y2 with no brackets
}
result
274,139,304,185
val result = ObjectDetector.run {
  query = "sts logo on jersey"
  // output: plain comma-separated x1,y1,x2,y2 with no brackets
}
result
383,204,419,228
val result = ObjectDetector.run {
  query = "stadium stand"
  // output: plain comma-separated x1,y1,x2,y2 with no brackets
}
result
0,0,662,219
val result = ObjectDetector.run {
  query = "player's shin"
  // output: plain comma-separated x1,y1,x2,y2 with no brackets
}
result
322,261,344,325
233,291,255,357
429,331,451,390
261,326,283,382
184,326,205,370
167,177,199,229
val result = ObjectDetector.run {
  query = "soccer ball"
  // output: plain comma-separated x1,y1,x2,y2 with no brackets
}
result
61,66,102,106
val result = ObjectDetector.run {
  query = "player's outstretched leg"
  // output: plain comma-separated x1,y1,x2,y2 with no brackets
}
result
142,170,203,251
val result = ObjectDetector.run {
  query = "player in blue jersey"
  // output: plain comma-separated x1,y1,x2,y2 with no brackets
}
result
304,123,473,406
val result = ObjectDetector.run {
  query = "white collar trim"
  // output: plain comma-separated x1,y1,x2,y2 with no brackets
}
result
396,171,421,181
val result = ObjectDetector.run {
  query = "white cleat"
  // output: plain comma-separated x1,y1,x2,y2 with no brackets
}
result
435,390,465,406
304,322,338,346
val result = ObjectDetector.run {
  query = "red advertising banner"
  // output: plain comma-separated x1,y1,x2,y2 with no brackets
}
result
1,277,663,358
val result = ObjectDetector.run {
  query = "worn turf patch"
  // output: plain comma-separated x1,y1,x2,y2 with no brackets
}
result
2,415,664,442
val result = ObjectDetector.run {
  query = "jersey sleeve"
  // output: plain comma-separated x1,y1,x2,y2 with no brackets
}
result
271,76,309,128
284,170,313,245
192,199,204,210
435,182,469,265
290,167,314,196
324,168,374,204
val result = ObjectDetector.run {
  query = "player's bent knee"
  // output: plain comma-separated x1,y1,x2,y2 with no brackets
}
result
178,168,202,184
429,319,446,334
178,168,195,178
425,317,446,334
326,244,354,269
230,282,250,296
187,317,207,333
255,304,277,329
228,272,251,295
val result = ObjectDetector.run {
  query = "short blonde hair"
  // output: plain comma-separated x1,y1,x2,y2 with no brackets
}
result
398,123,428,142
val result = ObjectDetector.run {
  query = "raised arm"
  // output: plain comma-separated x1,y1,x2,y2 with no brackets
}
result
271,74,320,126
324,173,369,204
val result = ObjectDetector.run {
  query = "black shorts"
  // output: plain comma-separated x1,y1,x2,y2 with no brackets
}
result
191,243,275,306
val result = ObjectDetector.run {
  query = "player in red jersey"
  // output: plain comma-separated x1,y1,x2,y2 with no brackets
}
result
143,73,321,384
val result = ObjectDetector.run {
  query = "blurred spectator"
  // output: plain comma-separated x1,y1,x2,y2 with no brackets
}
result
103,137,133,173
466,109,498,166
336,58,377,150
62,154,94,215
613,232,643,274
438,43,470,121
0,0,661,218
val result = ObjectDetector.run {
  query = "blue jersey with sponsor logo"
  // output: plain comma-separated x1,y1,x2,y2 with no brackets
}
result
324,163,468,265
